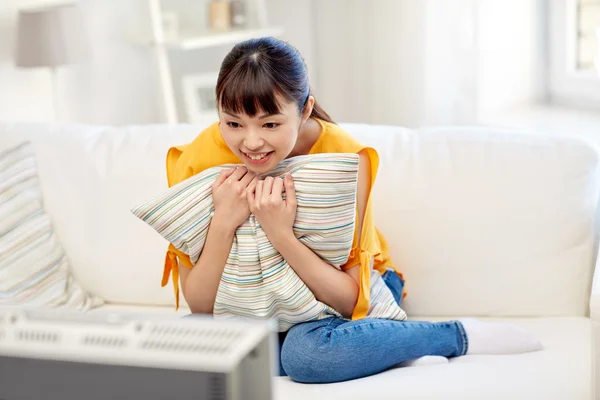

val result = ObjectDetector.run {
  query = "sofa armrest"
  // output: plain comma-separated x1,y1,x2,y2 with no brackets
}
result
590,248,600,400
590,246,600,323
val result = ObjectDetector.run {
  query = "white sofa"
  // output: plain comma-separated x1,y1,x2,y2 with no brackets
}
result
0,121,598,399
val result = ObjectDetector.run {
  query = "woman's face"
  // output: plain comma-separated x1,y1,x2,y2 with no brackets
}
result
219,96,309,174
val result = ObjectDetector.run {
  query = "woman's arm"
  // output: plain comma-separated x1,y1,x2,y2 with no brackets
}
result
179,167,256,314
270,151,371,318
179,214,235,314
270,235,359,318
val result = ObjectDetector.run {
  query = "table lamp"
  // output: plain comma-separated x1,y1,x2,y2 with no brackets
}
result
14,2,88,121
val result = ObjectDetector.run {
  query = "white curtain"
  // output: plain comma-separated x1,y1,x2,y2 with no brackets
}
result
313,0,542,127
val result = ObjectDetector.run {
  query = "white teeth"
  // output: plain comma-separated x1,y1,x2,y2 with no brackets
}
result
247,153,268,160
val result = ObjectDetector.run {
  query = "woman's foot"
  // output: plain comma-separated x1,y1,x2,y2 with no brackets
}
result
460,318,543,355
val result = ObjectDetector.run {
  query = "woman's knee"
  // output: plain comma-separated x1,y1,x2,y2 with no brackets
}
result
280,330,322,382
281,339,369,383
280,322,342,383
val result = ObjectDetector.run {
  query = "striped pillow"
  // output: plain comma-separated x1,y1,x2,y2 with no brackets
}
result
133,153,359,331
0,142,103,309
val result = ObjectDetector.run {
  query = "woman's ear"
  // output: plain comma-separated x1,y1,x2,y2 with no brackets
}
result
301,96,315,123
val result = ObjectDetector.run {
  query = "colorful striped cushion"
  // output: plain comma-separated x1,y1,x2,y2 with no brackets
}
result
133,153,360,331
0,142,103,309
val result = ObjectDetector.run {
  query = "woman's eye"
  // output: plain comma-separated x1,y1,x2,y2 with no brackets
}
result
264,122,279,129
227,122,241,129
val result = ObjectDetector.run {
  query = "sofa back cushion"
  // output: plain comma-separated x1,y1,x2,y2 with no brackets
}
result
0,122,597,317
343,123,600,318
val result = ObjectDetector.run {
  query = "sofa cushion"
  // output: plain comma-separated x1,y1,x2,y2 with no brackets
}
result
0,142,102,309
341,124,600,318
274,316,593,399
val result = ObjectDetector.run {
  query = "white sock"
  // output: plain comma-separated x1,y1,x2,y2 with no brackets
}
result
399,356,449,367
460,318,543,355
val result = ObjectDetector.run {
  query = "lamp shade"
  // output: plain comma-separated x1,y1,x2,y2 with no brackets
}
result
15,3,88,68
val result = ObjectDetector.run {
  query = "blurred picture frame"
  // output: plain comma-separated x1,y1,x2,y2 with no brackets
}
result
182,72,219,126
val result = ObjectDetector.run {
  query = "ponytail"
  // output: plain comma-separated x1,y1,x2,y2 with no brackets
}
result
309,99,335,124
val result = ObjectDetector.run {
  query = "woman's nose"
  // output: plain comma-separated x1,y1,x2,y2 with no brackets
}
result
244,130,264,150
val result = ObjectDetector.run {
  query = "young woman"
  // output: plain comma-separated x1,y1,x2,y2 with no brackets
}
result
164,37,542,383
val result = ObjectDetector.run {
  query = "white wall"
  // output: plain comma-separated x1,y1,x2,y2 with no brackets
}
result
0,0,315,125
63,0,159,125
313,0,543,127
0,0,544,127
313,0,429,126
0,0,160,124
476,0,546,115
265,0,316,89
0,0,60,122
167,0,316,123
423,0,479,126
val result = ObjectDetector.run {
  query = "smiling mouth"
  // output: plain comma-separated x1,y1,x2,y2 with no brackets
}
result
243,151,272,160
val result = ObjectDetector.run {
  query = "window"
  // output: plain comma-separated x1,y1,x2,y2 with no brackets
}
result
576,0,600,72
547,0,600,108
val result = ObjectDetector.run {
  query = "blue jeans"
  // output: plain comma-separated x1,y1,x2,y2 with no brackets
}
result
277,270,468,383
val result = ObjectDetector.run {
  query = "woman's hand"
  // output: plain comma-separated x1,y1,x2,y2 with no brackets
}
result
212,166,257,231
248,174,297,245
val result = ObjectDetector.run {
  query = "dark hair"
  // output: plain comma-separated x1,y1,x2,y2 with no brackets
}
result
216,36,334,123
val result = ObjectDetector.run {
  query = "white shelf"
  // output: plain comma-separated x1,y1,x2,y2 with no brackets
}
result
165,27,284,50
148,0,281,124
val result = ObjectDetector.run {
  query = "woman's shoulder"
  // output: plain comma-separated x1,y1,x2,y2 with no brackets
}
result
315,119,373,156
166,121,227,187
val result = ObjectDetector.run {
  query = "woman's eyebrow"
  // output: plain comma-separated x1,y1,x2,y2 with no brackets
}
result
258,112,284,119
223,111,240,118
223,111,283,119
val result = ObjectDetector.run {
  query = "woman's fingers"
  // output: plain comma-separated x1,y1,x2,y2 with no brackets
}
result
248,175,290,210
248,176,259,192
284,174,297,208
262,177,274,203
226,166,249,183
246,176,259,204
254,180,264,207
271,177,284,202
239,170,256,187
213,167,236,188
